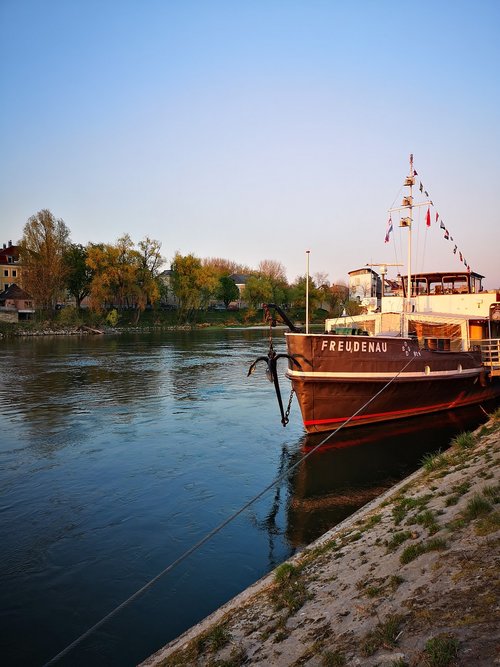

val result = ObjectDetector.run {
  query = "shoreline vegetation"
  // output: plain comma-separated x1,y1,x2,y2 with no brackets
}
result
0,306,328,339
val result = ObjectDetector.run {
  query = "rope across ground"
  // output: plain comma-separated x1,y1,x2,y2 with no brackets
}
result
141,412,500,667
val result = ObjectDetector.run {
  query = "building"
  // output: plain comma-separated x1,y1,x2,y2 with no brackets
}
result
228,274,248,309
0,283,35,322
0,241,21,293
348,267,382,312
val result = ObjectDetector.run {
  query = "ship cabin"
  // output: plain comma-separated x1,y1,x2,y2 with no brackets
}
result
399,271,484,298
326,269,500,373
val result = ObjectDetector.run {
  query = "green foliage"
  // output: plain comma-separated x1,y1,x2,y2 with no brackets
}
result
171,252,219,321
415,510,439,535
421,449,448,472
360,614,403,656
63,243,93,308
423,633,459,666
271,562,308,614
392,494,433,525
196,622,231,654
386,530,412,552
400,538,447,564
321,649,346,666
463,494,493,520
482,483,500,504
216,275,240,307
56,306,82,327
450,431,475,450
242,275,273,308
106,308,119,327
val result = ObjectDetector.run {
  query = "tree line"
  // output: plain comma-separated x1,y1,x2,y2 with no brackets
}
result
18,209,353,323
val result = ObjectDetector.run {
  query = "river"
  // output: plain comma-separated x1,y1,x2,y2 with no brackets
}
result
0,329,493,666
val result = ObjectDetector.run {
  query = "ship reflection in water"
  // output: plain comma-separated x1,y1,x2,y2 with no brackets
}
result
284,402,497,548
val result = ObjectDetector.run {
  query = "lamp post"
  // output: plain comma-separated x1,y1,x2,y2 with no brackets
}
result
306,250,310,334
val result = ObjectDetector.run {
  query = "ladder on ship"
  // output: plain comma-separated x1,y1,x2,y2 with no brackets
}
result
480,339,500,377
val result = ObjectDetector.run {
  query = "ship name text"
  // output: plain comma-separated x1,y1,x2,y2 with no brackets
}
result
320,339,388,354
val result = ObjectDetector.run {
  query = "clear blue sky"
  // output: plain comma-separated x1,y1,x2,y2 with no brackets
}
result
1,0,499,287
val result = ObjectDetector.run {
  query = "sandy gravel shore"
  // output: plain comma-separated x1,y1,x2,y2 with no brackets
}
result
141,413,500,667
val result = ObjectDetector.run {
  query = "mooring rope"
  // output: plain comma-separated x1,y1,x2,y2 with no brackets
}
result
44,355,416,665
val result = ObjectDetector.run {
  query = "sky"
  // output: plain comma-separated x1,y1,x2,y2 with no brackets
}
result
1,0,499,287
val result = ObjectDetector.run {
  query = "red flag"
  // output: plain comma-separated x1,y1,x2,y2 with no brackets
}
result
435,211,439,223
426,207,431,227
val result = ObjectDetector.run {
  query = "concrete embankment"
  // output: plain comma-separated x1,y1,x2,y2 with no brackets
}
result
141,414,500,667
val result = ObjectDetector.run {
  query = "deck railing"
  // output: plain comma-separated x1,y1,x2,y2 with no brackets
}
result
479,339,500,376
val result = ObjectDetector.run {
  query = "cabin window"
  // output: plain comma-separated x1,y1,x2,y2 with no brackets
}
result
442,276,468,294
471,276,482,293
412,278,428,295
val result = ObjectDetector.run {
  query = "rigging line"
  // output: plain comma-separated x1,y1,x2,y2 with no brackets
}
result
43,355,417,666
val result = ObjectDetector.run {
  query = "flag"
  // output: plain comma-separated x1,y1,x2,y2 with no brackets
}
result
413,169,418,176
440,221,445,230
453,245,457,254
435,212,439,223
444,229,449,240
384,216,393,243
419,182,423,193
425,190,429,197
459,252,463,261
426,207,431,227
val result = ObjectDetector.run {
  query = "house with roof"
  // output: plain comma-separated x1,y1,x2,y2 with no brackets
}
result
157,268,179,308
228,274,248,309
0,241,21,293
0,283,35,322
348,267,382,312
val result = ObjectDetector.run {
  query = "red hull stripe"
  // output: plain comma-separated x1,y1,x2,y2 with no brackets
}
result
303,395,489,427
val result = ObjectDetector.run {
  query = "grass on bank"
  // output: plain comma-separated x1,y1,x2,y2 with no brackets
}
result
0,305,332,337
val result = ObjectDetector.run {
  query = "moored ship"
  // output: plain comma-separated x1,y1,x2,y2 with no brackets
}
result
269,156,500,433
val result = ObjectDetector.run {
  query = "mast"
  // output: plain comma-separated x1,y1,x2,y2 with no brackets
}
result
388,154,432,336
407,154,413,318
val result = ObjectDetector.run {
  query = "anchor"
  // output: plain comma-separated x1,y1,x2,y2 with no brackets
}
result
248,346,301,427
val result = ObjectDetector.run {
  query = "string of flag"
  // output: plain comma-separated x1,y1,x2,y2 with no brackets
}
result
384,168,471,272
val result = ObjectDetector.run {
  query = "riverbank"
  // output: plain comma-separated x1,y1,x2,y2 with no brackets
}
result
142,413,500,667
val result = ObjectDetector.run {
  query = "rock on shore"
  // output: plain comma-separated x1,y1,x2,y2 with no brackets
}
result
141,413,500,667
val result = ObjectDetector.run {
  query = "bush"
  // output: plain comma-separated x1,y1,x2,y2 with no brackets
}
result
106,309,120,327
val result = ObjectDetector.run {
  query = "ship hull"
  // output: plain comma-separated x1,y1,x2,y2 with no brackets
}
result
285,333,500,433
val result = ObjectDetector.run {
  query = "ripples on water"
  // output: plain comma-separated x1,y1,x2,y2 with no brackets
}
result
0,329,494,666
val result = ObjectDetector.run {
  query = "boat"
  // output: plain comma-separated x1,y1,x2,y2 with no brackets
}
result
255,155,500,433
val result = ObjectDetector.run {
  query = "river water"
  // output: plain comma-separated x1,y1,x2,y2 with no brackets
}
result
0,329,494,666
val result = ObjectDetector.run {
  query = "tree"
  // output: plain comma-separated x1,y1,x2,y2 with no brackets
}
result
63,243,93,309
202,257,249,276
243,275,273,309
86,235,136,311
137,237,164,278
289,275,321,310
19,209,71,312
258,259,288,305
258,259,287,282
86,235,162,323
170,252,206,321
136,237,164,316
216,275,239,308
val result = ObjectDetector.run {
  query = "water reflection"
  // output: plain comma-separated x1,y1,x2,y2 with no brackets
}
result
284,403,496,547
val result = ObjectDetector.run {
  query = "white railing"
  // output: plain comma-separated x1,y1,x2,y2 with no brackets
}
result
479,339,500,376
